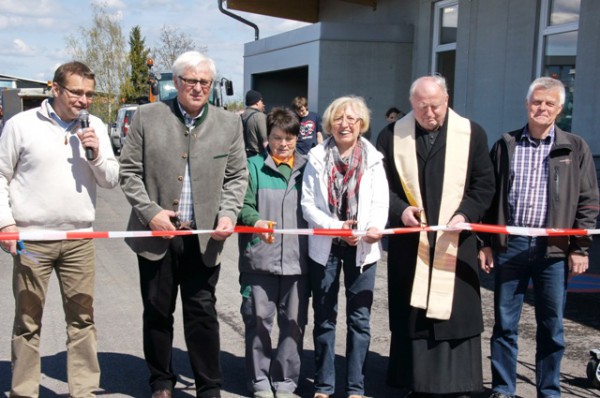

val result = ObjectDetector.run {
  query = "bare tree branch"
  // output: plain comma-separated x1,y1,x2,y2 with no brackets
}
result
151,25,208,70
65,4,127,121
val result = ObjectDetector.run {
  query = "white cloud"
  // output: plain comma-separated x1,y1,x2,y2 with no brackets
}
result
139,0,170,5
0,15,57,30
0,0,307,94
110,10,124,22
0,15,23,30
32,17,56,29
91,0,126,9
46,47,73,62
12,39,36,56
0,38,37,57
0,0,57,17
276,19,309,32
138,0,186,11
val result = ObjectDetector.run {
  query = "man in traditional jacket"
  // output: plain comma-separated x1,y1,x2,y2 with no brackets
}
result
119,51,248,398
376,75,495,398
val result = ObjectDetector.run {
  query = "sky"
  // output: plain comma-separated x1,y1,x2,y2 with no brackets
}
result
0,0,308,101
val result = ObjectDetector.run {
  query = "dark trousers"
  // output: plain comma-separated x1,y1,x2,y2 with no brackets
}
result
138,236,222,398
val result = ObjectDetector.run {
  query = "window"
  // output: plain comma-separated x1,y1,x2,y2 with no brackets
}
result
537,0,580,131
432,0,458,106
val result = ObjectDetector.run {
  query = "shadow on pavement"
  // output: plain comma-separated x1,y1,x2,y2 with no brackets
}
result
41,350,149,396
295,348,394,398
479,262,600,332
221,349,248,396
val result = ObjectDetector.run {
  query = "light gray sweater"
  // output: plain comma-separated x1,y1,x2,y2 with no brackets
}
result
0,99,119,231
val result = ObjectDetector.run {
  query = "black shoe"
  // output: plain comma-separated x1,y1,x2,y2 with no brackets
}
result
152,389,172,398
489,393,514,398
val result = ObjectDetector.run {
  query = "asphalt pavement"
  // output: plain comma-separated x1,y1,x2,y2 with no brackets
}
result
1,186,599,398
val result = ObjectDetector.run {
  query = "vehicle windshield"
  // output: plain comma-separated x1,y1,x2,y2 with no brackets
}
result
158,78,177,101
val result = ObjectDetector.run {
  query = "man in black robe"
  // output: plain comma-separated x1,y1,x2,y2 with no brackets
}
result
376,75,495,397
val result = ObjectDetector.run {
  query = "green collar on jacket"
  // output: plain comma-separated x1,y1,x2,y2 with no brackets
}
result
167,98,209,128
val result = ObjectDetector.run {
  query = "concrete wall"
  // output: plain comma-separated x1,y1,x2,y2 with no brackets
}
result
315,39,413,139
319,0,418,26
244,24,321,110
410,1,540,141
411,0,600,148
243,0,600,152
244,21,413,141
455,0,539,139
572,0,600,154
315,23,413,138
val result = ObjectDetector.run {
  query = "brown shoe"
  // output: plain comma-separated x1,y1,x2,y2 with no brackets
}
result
348,395,363,398
314,394,329,398
152,389,172,398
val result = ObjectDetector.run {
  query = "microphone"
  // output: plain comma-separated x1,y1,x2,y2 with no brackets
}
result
78,110,94,161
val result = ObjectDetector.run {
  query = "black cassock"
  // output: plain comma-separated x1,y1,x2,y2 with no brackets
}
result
376,114,495,394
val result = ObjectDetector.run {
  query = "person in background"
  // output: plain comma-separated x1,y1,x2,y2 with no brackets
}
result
377,75,495,398
119,51,248,398
237,107,310,398
242,89,268,156
302,95,389,398
0,61,119,398
385,107,405,124
480,77,599,398
0,104,4,133
291,96,323,155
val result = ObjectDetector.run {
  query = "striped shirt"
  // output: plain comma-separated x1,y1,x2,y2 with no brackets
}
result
507,126,554,228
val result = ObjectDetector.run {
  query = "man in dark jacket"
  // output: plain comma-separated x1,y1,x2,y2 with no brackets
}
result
480,77,599,398
242,90,268,156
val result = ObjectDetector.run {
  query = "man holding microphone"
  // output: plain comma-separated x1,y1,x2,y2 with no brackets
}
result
0,61,119,398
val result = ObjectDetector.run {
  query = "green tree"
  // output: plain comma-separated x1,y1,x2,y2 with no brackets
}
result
66,4,127,123
121,26,150,103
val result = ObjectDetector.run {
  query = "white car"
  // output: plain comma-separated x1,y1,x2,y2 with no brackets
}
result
111,104,138,154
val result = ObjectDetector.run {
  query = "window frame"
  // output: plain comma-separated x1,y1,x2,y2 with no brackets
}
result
431,0,459,75
536,0,579,77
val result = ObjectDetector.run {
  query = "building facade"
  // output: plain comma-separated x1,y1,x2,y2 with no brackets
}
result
228,0,600,153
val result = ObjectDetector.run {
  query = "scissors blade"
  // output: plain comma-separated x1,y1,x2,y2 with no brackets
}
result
16,241,41,265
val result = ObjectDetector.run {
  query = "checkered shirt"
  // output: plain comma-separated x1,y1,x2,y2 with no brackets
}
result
507,126,554,228
177,104,205,225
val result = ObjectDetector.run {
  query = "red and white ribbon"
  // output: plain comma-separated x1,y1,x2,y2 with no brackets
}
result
0,223,598,242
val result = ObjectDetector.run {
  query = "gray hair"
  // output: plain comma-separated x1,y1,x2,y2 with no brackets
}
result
526,77,566,106
172,51,216,79
409,74,449,100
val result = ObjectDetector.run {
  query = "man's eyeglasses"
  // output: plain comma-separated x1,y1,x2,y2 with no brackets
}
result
333,115,361,126
58,83,95,100
178,76,213,89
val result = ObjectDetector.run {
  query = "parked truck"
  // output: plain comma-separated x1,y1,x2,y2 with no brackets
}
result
146,58,234,107
1,86,52,122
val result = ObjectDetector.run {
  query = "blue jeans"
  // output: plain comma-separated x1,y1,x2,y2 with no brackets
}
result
309,244,376,396
490,236,568,398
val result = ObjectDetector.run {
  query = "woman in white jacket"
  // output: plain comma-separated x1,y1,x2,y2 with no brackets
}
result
301,96,389,398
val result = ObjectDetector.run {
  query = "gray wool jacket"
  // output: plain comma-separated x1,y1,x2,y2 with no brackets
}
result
119,98,248,266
